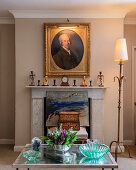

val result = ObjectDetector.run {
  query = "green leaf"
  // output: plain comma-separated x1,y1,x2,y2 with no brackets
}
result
41,136,46,140
64,137,70,145
59,123,62,129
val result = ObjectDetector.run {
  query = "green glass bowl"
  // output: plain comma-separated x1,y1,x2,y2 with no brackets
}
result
79,143,110,159
23,150,41,161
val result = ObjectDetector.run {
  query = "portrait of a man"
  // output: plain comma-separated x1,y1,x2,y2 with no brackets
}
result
51,30,84,70
44,24,90,76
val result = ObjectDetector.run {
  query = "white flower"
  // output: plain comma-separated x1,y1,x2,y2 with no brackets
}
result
32,137,42,144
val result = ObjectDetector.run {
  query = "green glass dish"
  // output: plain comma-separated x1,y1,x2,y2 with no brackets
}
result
23,150,41,161
79,143,110,159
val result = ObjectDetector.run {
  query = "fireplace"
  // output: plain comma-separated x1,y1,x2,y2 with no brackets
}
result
28,86,108,143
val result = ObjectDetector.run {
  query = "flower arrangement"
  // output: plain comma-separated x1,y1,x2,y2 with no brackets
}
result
41,124,79,147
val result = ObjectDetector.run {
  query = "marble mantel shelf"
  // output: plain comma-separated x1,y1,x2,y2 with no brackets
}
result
26,86,109,89
26,86,109,99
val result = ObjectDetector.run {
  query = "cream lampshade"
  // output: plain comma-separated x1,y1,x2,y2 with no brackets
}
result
114,38,128,61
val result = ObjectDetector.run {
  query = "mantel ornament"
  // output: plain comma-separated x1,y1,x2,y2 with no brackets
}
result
73,80,76,86
37,80,41,86
97,72,104,87
89,80,92,87
42,75,49,86
53,79,57,86
29,71,36,86
80,76,87,86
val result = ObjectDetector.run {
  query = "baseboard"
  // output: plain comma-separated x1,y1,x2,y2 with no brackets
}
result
0,139,15,144
110,145,125,153
14,145,24,152
123,140,134,145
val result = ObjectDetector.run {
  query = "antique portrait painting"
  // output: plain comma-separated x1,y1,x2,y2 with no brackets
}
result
44,24,90,76
51,30,84,70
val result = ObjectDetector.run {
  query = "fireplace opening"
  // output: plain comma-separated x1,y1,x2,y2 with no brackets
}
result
44,91,91,139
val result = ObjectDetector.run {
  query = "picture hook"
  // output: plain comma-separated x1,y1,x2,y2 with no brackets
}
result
67,18,69,22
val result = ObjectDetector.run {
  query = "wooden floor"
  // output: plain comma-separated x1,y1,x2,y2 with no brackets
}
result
0,144,136,165
112,145,136,159
0,145,19,165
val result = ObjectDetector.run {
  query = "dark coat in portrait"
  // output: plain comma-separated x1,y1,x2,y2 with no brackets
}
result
53,47,79,70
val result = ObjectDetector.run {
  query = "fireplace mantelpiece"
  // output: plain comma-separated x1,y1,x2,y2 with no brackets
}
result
26,86,108,143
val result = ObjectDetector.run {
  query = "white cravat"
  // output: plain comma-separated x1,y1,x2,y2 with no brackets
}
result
62,47,71,55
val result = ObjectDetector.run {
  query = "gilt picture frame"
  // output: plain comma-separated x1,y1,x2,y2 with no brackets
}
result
44,23,90,76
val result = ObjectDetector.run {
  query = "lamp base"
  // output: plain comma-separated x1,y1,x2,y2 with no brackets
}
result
110,140,132,161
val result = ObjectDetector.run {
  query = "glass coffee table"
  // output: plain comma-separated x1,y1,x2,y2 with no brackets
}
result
13,144,118,170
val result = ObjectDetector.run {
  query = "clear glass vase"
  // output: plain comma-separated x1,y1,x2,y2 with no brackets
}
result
53,145,71,152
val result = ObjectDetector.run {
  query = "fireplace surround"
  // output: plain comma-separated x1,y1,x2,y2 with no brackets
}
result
27,86,108,143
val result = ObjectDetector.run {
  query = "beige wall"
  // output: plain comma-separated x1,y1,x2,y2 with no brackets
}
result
124,24,136,141
0,24,15,140
15,18,123,146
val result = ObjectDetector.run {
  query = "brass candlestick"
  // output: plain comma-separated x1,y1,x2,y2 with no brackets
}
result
81,76,87,86
42,76,49,86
